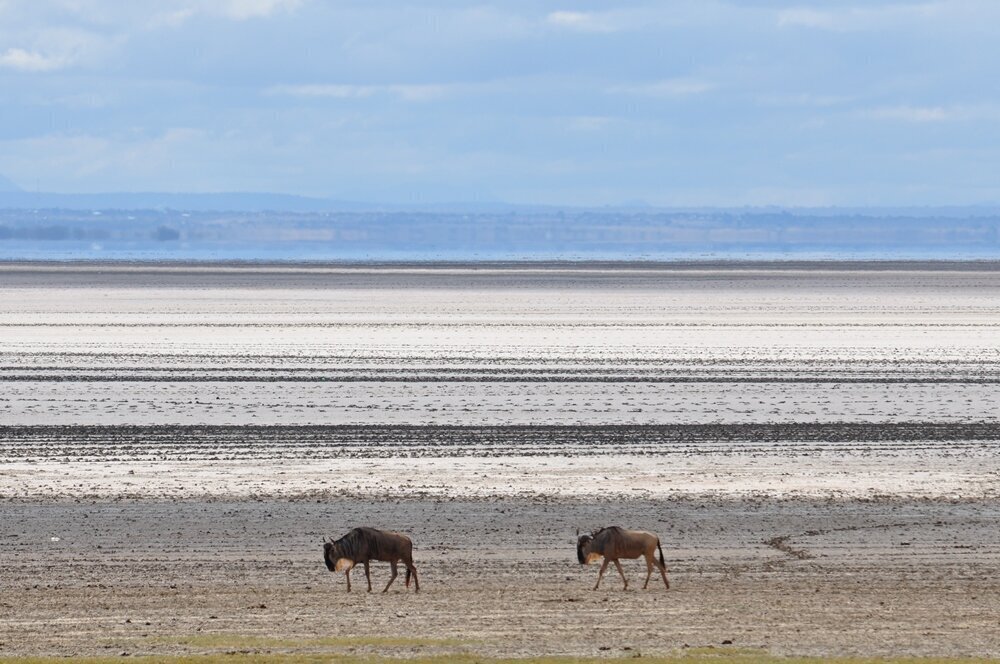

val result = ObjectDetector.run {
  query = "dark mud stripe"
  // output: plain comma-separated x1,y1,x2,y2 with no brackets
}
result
2,422,1000,444
3,374,1000,383
4,423,998,460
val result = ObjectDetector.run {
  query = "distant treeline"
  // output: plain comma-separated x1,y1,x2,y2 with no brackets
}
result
1,208,999,258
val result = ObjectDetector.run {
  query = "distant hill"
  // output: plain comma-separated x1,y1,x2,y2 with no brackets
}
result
0,191,356,212
2,189,1000,218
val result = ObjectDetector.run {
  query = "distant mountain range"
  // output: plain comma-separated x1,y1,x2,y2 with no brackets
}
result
2,189,1000,217
0,190,368,213
0,187,577,213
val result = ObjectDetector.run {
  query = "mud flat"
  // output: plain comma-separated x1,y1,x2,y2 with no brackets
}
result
1,262,999,658
2,424,999,502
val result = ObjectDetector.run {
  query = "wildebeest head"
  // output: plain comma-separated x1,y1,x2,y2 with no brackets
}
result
323,537,354,572
576,533,594,564
323,540,338,571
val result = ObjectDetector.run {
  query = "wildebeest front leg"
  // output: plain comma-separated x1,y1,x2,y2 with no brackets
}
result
613,559,628,590
594,558,610,590
364,560,372,592
383,561,398,593
345,568,352,592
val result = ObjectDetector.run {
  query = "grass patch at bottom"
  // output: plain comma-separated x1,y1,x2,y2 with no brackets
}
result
5,654,1000,664
142,634,464,650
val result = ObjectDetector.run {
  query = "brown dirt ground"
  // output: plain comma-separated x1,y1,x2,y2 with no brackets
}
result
2,497,999,659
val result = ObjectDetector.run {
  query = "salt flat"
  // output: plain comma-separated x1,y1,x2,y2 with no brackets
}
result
2,262,999,497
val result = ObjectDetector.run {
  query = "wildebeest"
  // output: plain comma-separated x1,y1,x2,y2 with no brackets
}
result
576,526,669,590
323,527,420,593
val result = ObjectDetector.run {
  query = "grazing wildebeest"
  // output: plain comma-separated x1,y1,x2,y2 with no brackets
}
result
323,527,419,593
576,526,669,590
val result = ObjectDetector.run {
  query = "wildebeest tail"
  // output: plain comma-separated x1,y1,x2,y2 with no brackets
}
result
657,539,665,568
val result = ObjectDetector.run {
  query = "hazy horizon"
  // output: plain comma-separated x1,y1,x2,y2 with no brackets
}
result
3,205,998,262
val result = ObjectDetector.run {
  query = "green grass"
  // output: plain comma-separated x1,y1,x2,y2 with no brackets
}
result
141,635,464,650
4,651,1000,664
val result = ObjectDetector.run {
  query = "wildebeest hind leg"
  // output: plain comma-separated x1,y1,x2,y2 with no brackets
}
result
382,561,398,593
594,559,610,590
613,559,628,590
405,561,419,592
364,560,372,592
643,554,654,589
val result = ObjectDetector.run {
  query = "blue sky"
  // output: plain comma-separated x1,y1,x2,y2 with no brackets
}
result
1,0,999,206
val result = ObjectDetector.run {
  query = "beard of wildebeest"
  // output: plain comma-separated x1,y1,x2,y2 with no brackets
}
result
323,542,335,571
577,534,593,564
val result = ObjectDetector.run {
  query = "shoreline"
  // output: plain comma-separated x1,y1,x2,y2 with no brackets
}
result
5,258,1000,271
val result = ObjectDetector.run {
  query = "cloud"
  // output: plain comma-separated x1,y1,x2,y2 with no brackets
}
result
773,2,1000,31
148,8,197,28
867,105,951,122
546,10,618,33
150,0,303,26
864,104,1000,123
544,4,743,34
607,78,714,98
756,93,856,107
0,26,115,72
776,7,840,29
0,128,211,187
0,47,68,71
218,0,303,21
266,83,451,102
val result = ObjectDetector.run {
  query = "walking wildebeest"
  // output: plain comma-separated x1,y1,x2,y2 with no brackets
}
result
323,527,420,593
576,526,669,590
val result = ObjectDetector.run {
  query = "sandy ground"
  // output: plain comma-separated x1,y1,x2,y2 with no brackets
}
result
2,263,1000,658
3,498,1000,658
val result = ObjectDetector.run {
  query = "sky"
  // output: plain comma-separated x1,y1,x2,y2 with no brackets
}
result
1,0,999,207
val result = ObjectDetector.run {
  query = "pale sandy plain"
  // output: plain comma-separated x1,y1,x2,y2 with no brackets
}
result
1,262,999,658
